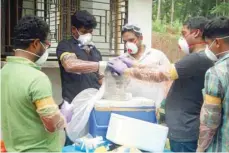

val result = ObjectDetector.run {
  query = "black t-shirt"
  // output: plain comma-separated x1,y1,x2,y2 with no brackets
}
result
56,38,102,103
165,51,214,142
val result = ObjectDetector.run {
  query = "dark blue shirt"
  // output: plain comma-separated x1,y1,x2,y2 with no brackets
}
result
56,37,102,102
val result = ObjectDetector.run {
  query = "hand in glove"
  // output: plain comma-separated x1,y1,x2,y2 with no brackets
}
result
108,59,128,75
118,56,136,68
60,101,74,123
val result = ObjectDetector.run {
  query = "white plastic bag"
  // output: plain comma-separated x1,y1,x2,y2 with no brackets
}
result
66,81,105,142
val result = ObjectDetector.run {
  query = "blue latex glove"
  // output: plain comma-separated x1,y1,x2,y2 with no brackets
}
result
60,101,74,123
108,59,128,75
118,56,135,68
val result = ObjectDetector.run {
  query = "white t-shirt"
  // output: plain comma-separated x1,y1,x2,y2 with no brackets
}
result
124,47,170,108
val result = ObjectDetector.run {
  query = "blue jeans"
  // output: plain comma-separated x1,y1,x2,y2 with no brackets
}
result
170,140,197,152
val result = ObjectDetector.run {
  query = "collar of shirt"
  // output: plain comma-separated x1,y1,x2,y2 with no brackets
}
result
71,36,80,44
216,53,229,65
6,56,41,70
138,47,152,62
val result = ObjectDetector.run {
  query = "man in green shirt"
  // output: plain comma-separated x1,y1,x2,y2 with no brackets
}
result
1,15,66,152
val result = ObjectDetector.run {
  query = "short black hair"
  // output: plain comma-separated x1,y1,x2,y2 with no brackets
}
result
203,16,229,44
13,15,50,49
183,16,209,32
71,10,97,30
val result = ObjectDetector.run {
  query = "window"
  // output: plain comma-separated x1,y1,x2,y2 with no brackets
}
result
1,0,49,58
1,0,128,61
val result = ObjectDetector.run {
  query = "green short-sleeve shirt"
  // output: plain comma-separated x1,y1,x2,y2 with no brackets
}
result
1,56,61,152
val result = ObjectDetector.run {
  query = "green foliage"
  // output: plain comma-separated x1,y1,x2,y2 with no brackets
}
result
153,20,182,36
171,20,182,35
152,20,167,33
152,0,229,34
211,2,229,16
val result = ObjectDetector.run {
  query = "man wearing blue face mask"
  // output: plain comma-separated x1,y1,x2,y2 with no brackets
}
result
1,15,66,152
197,16,229,152
56,10,107,145
108,17,214,152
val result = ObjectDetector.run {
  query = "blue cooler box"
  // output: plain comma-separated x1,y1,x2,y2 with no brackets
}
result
89,106,157,138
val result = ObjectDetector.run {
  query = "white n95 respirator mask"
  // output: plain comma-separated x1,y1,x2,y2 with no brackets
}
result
126,42,138,54
178,37,190,54
204,36,229,62
78,33,92,45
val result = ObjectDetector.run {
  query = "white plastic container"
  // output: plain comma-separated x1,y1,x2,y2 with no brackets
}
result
106,114,169,152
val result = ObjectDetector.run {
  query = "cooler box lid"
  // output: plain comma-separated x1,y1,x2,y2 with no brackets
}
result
95,97,155,108
106,113,168,152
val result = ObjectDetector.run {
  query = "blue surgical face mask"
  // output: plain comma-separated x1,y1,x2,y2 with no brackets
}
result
205,35,229,62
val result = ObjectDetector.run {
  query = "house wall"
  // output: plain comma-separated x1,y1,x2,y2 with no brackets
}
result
128,0,153,48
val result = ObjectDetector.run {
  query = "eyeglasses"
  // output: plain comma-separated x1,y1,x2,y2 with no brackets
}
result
41,41,51,49
122,24,142,35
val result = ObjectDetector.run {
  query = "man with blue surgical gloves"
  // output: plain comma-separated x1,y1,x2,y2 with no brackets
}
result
109,17,214,152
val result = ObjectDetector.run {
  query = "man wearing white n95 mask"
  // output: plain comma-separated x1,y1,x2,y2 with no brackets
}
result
56,10,107,146
109,17,214,152
120,24,171,108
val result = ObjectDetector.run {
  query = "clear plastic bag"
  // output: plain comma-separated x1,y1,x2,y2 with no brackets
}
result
103,69,131,101
66,82,105,141
66,68,132,141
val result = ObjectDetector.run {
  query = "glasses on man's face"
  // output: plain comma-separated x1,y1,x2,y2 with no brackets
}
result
41,41,51,49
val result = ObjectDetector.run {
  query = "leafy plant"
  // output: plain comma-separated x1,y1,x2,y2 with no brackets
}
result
211,2,229,16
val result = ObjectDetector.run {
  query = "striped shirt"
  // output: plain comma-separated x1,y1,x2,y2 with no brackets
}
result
202,53,229,152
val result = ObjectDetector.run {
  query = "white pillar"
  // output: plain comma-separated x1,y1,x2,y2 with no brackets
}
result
128,0,152,48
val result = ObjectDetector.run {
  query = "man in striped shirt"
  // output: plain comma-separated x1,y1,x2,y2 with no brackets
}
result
197,16,229,152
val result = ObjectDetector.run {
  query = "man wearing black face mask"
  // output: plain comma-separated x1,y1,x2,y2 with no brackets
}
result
56,10,107,145
108,17,214,152
197,16,229,152
1,15,66,152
